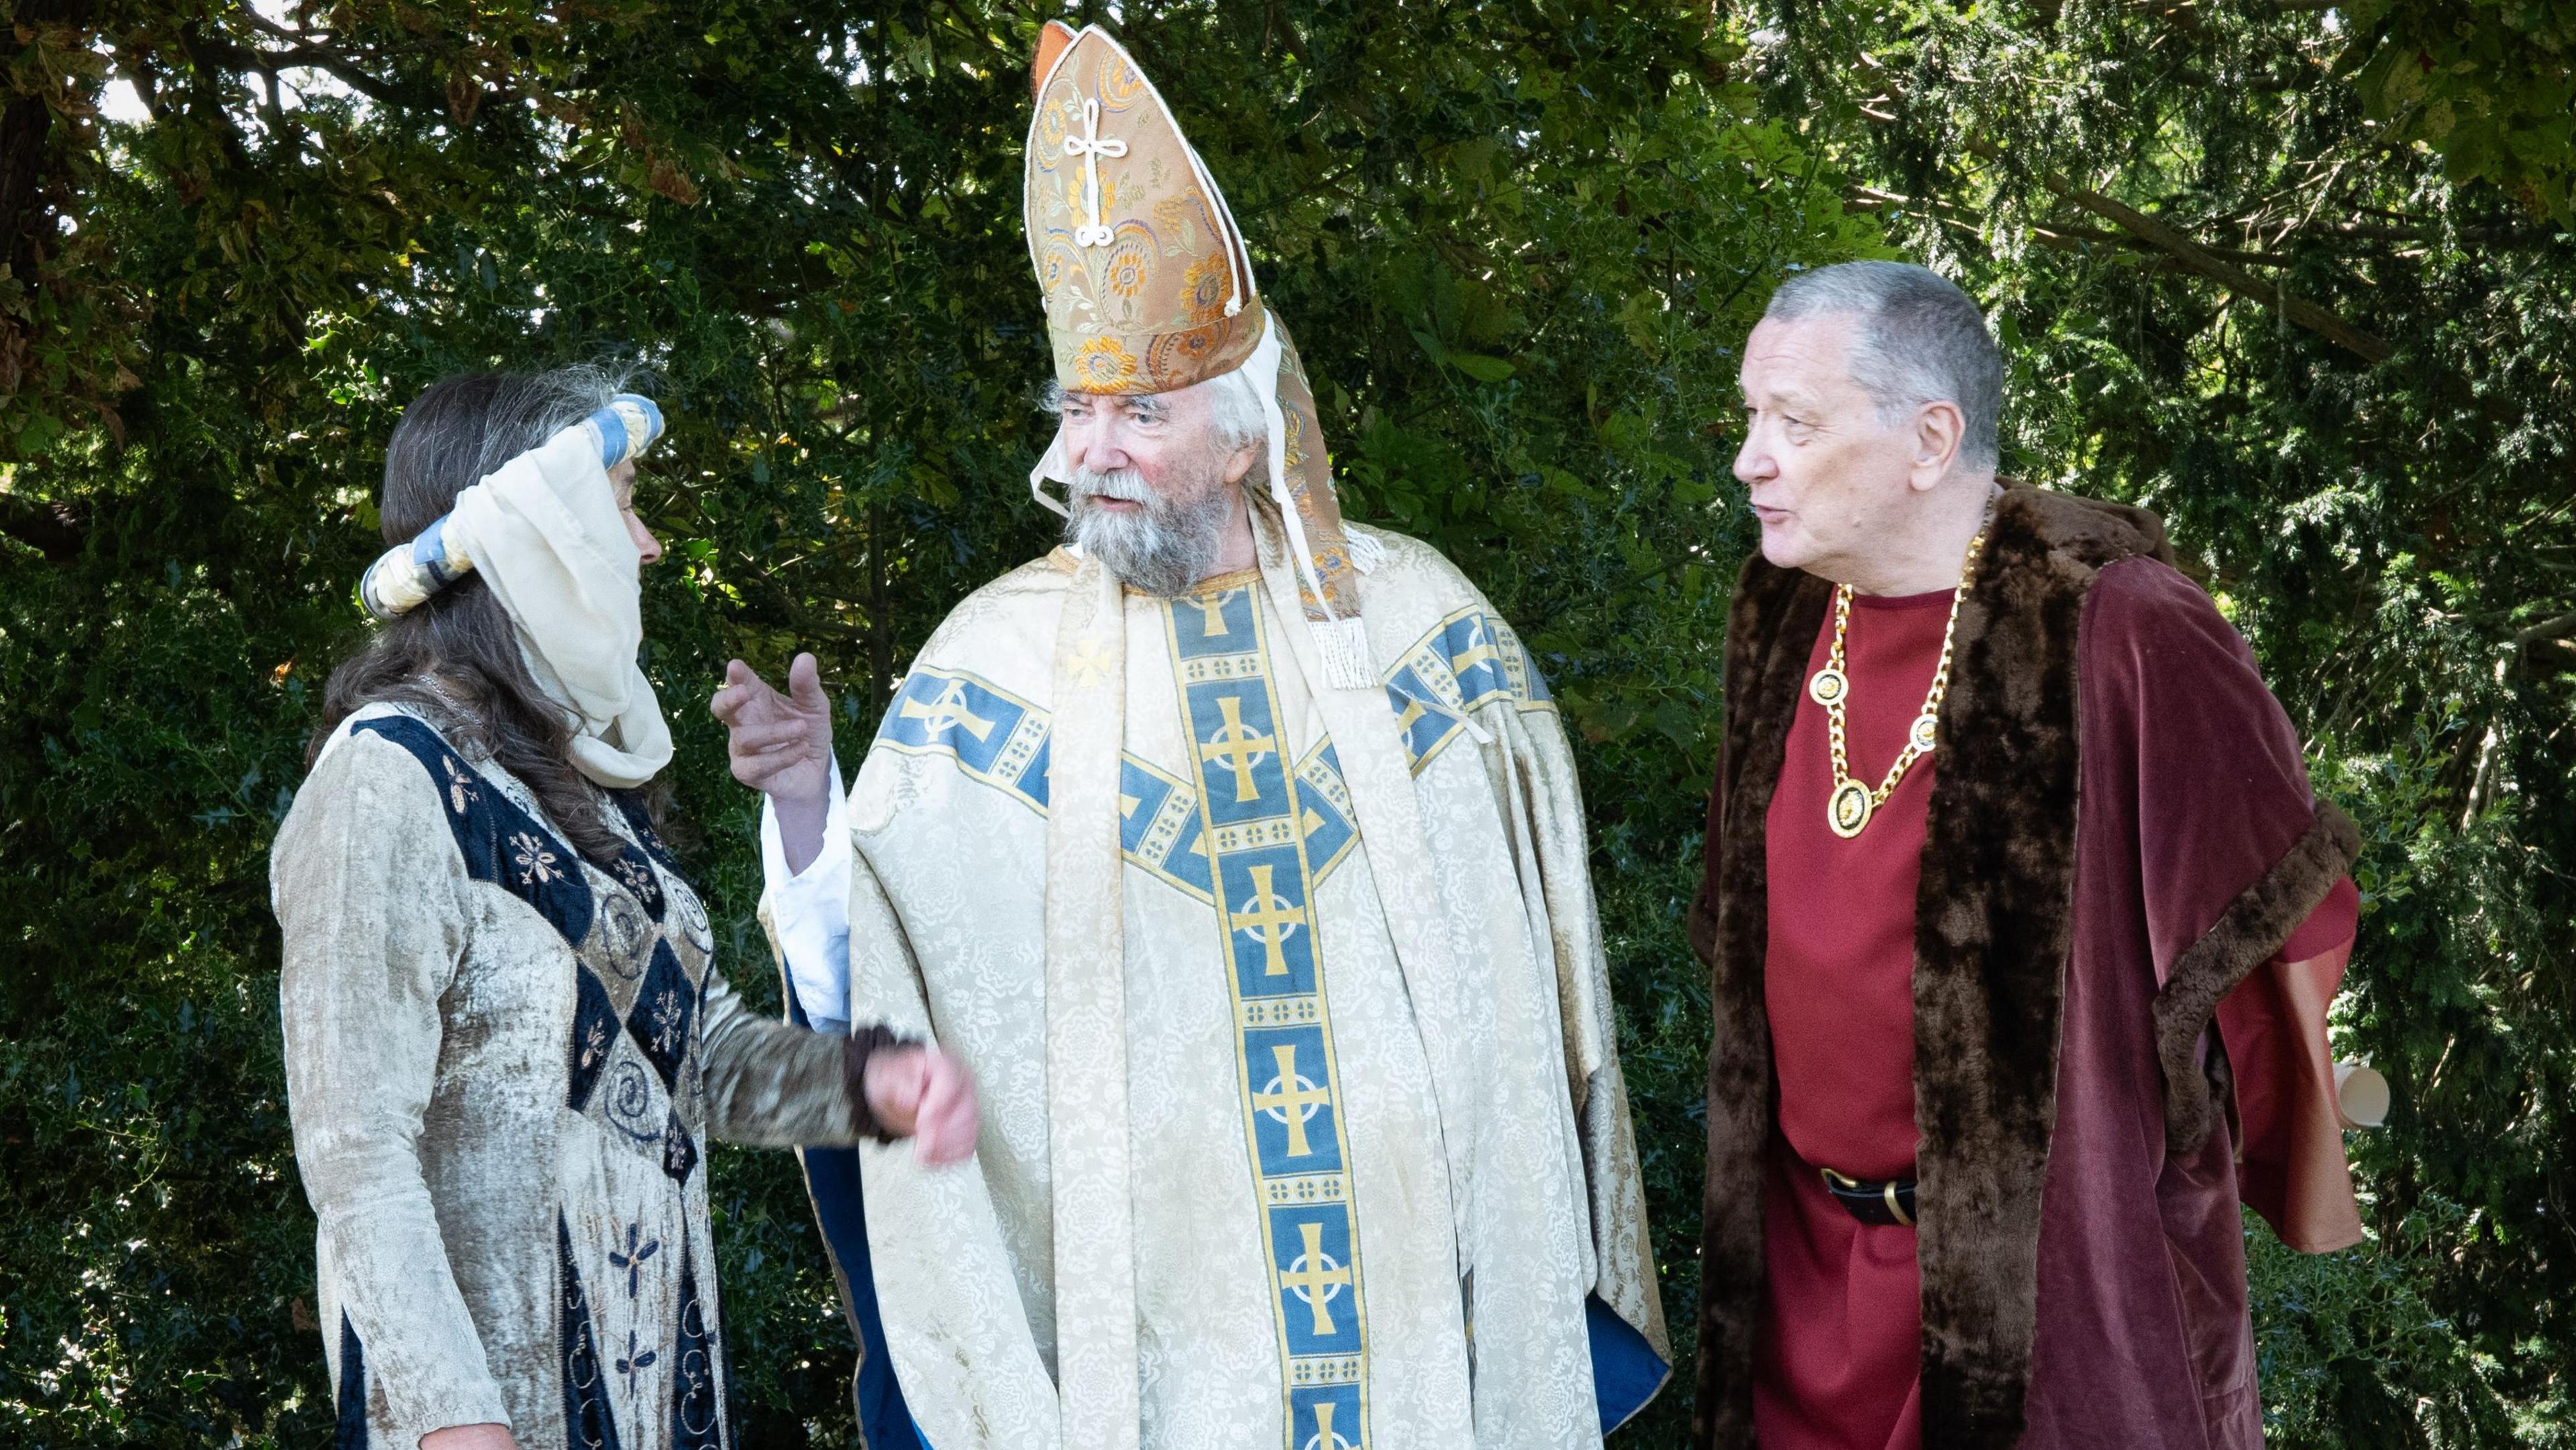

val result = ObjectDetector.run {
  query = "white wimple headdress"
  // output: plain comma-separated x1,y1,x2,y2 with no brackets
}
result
358,394,677,788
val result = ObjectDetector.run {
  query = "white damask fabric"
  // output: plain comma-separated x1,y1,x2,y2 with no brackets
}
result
765,511,1667,1449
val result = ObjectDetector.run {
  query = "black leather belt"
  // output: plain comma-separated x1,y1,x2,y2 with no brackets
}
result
1821,1168,1917,1227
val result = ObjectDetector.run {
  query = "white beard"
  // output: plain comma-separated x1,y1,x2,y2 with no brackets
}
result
1064,464,1237,597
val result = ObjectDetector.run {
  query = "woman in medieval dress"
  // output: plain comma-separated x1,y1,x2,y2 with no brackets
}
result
270,368,977,1450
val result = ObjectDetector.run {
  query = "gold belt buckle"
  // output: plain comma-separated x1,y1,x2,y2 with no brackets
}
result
1820,1166,1915,1227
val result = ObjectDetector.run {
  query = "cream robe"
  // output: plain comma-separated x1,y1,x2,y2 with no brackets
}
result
775,517,1667,1449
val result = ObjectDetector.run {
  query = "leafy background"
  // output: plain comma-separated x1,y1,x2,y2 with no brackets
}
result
2,1,2569,1445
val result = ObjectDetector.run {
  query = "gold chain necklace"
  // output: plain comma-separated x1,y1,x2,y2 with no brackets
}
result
1806,520,1991,839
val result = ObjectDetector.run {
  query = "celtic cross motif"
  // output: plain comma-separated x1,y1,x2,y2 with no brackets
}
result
1193,588,1236,637
1280,1221,1353,1335
1199,694,1277,803
1233,864,1304,978
1061,95,1127,248
1450,617,1502,678
901,679,996,743
1306,1400,1355,1450
1252,1043,1331,1156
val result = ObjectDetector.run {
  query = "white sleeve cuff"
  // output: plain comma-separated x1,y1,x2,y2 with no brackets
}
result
758,758,854,1029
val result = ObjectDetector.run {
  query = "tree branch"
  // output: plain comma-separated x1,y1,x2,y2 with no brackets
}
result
2516,611,2576,648
178,28,439,114
1851,186,2306,271
1964,140,2395,362
2033,221,2293,269
0,492,87,562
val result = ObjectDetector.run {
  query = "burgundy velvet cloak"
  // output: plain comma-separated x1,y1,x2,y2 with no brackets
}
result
1687,488,2363,1450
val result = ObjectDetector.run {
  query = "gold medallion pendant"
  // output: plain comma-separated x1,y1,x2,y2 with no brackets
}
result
1815,510,1992,838
1828,780,1874,839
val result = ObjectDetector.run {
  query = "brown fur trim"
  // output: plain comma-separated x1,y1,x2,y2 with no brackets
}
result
2153,801,2363,1153
1693,486,2174,1449
1689,554,1831,1449
1908,488,2162,1446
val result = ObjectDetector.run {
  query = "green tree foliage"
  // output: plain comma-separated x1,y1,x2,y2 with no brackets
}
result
2345,0,2576,223
3,1,2569,1446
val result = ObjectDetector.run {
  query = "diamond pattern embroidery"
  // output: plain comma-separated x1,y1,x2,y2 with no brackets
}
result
626,942,697,1092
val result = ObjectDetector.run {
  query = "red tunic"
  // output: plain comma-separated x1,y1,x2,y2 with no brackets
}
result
1755,578,2360,1450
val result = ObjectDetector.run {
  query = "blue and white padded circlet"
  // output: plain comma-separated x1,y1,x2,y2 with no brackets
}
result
358,394,665,621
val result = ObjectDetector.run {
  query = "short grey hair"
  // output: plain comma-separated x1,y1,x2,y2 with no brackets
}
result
1763,262,2002,472
1037,369,1270,457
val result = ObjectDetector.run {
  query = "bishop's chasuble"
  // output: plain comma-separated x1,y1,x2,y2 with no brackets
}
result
770,513,1669,1450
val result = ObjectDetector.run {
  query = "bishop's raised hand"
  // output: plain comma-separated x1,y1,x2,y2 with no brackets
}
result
710,652,837,873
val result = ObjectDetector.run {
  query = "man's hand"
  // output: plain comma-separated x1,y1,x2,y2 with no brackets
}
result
710,652,835,874
863,1045,981,1167
421,1425,518,1450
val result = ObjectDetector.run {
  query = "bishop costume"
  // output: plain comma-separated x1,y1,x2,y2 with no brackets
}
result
1690,488,2371,1450
760,22,1667,1450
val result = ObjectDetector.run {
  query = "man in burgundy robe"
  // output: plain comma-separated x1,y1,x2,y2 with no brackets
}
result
1690,262,2371,1450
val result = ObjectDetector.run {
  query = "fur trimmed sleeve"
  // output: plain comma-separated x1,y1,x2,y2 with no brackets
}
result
2085,557,2365,1249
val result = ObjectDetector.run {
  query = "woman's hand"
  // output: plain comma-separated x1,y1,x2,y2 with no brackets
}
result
863,1045,981,1166
422,1424,519,1450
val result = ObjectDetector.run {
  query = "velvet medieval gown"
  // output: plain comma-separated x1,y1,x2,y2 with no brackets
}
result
275,703,887,1450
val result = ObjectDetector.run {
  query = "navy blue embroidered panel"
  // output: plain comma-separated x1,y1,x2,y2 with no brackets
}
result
352,715,598,945
610,791,680,914
334,1312,370,1450
559,1212,626,1450
353,717,700,1153
669,1247,725,1450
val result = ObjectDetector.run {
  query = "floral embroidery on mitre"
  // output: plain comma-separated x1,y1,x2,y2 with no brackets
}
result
1182,252,1231,323
1026,27,1258,397
1071,334,1141,390
1096,48,1146,109
1155,192,1222,257
1103,242,1153,303
1022,27,1368,649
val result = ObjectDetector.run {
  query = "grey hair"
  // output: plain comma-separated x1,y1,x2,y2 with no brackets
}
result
1199,367,1269,454
1037,369,1271,460
378,364,630,539
1763,262,2002,472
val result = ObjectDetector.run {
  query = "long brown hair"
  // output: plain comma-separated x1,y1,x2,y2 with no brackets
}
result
310,368,661,864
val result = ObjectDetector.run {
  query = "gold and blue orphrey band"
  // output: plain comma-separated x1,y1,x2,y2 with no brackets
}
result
1166,580,1371,1450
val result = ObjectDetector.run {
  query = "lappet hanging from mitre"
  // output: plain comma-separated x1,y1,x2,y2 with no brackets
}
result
726,20,1670,1450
